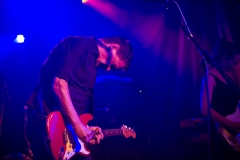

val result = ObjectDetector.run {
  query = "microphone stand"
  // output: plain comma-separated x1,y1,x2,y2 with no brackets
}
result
182,28,214,160
164,1,240,160
181,26,213,160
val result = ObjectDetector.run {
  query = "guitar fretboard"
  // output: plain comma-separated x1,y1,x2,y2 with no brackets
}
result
102,129,123,137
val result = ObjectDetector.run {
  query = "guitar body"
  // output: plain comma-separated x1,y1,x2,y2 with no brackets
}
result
46,111,93,160
218,107,240,152
46,111,136,160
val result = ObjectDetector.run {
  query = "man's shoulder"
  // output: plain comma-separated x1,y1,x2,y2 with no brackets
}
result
61,36,95,41
58,36,96,47
60,36,84,43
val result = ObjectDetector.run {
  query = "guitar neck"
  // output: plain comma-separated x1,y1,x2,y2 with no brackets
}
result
102,129,123,137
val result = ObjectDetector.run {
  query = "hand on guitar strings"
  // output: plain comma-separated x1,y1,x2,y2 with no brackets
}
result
76,125,91,142
75,124,103,144
88,126,104,144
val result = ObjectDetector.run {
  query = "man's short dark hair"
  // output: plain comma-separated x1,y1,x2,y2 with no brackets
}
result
213,37,240,62
101,37,133,70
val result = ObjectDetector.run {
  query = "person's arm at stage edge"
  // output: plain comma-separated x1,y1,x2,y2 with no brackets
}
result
200,74,240,132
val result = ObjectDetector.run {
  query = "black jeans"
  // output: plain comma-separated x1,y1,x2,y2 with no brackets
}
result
26,113,92,160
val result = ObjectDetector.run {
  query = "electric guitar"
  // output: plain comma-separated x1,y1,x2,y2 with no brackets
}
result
218,106,240,152
46,111,136,160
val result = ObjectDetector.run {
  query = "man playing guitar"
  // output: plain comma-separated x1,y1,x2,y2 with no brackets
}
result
25,36,133,160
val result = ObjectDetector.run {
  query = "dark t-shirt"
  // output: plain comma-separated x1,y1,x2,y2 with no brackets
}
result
208,74,240,159
210,74,240,117
27,36,99,116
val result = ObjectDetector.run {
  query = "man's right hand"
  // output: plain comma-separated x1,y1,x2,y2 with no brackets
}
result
52,77,94,143
74,124,93,143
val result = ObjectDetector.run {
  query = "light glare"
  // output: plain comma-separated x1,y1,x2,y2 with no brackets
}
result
14,35,25,43
82,0,88,3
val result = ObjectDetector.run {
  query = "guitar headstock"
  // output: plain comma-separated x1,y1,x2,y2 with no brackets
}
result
121,125,136,139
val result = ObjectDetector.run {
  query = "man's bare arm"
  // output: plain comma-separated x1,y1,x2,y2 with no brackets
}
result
52,77,92,142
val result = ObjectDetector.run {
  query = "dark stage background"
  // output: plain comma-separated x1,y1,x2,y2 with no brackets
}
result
1,0,240,159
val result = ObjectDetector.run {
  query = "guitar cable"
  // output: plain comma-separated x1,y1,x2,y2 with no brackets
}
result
37,85,56,160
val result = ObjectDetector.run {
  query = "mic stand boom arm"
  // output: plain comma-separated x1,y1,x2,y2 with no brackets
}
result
181,26,239,92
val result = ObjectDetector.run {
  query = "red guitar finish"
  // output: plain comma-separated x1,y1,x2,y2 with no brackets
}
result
46,111,136,160
46,111,93,160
